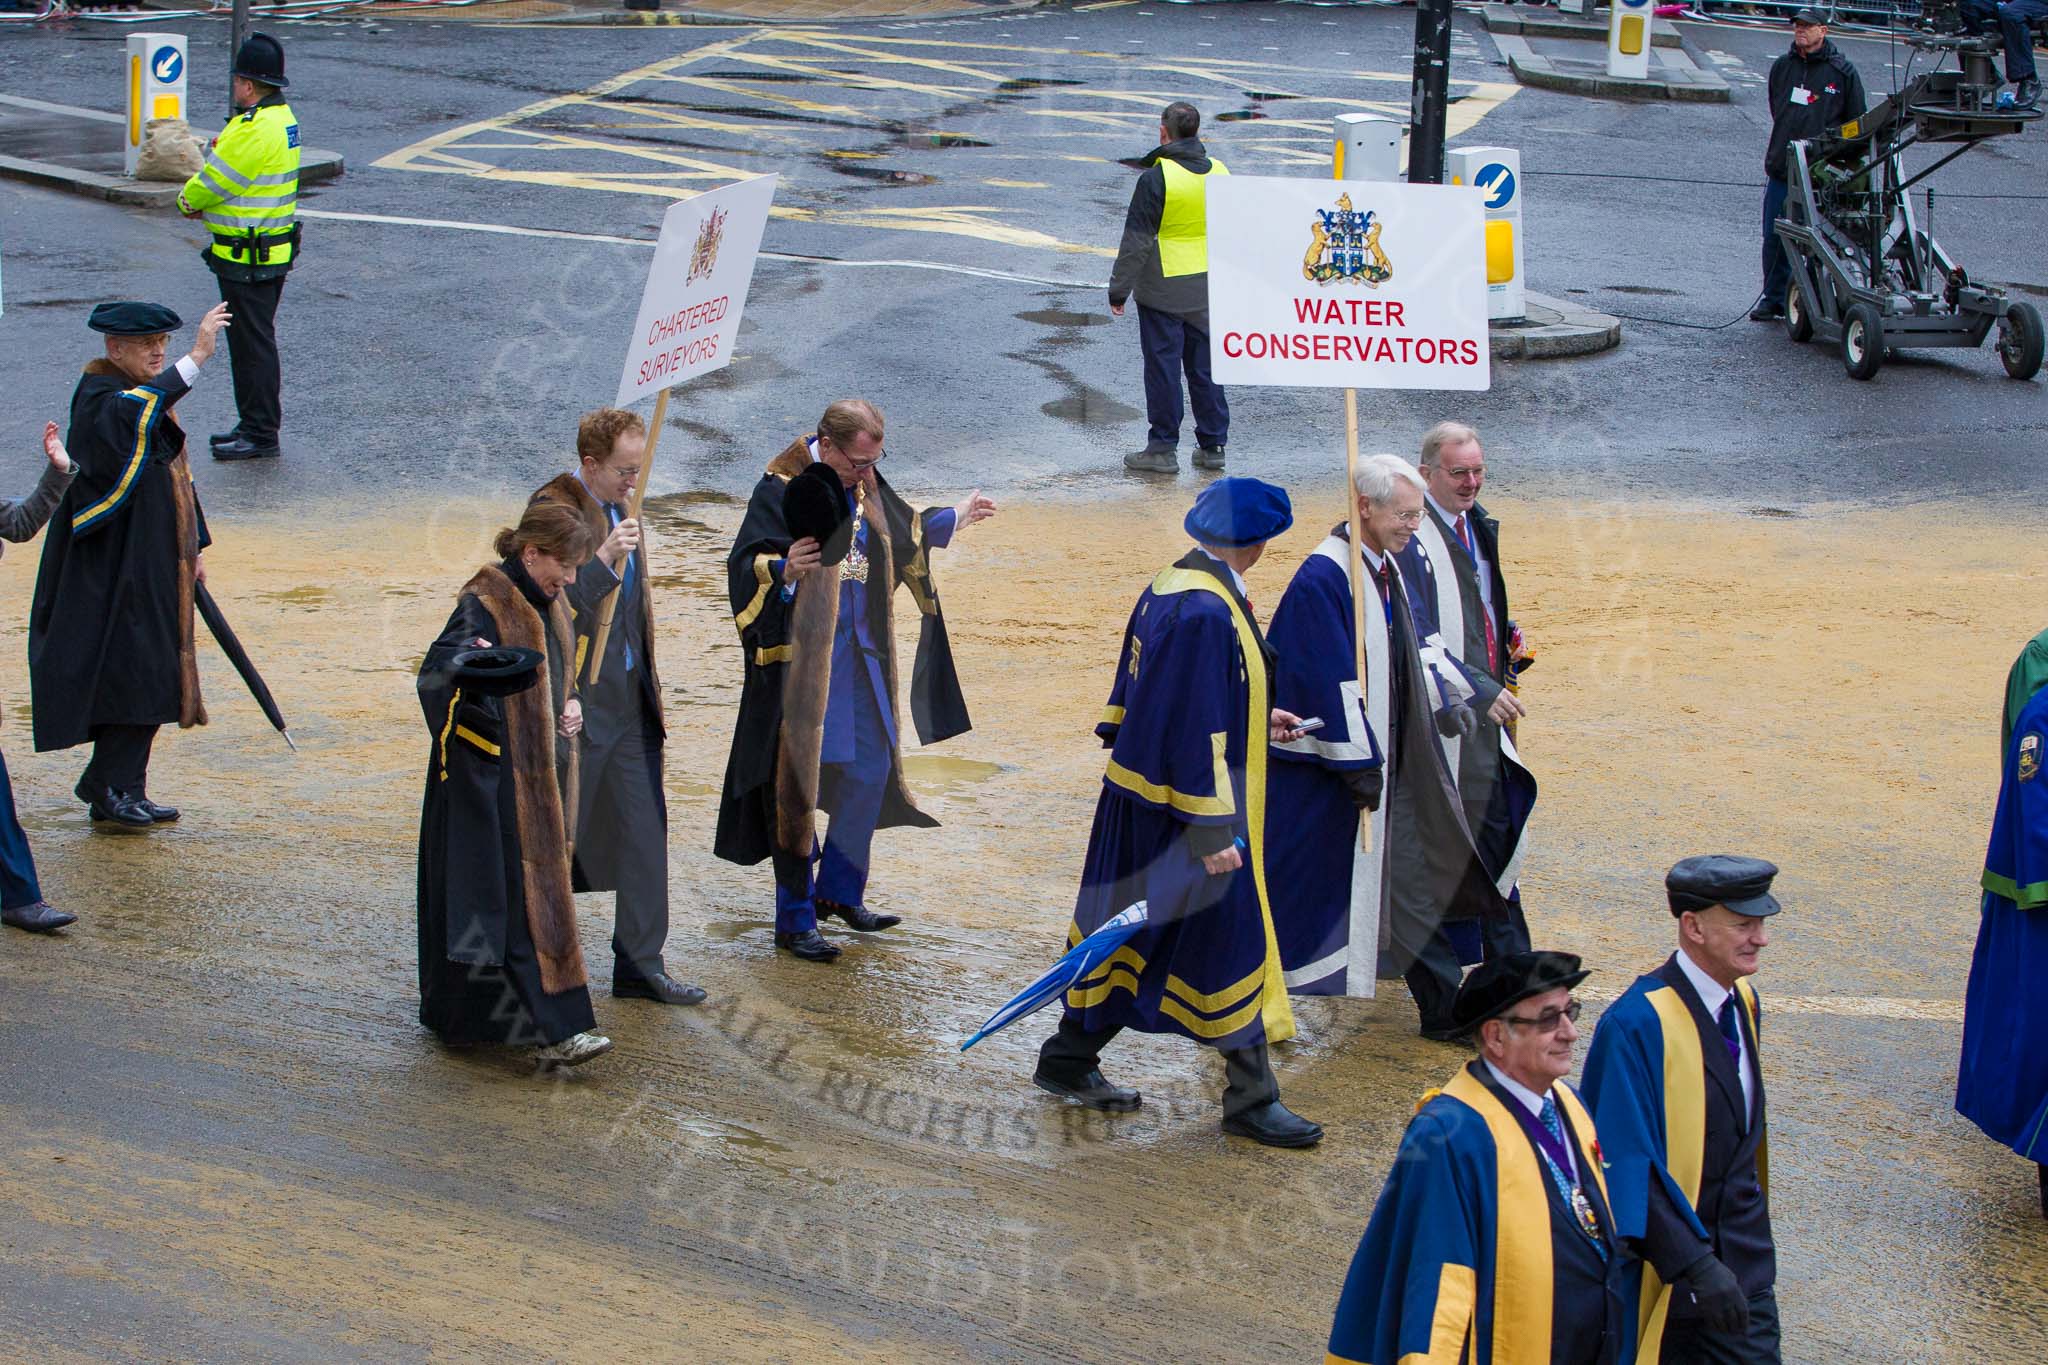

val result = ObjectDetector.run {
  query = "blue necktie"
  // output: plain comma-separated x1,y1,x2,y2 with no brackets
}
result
1539,1096,1609,1261
607,502,634,672
1716,996,1743,1065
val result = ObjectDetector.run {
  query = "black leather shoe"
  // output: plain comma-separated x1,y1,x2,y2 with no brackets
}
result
613,970,707,1005
2,901,76,933
212,437,281,461
775,929,841,962
132,796,180,824
81,785,154,829
1033,1067,1141,1113
210,428,242,448
819,898,901,933
1749,303,1784,322
1221,1100,1324,1148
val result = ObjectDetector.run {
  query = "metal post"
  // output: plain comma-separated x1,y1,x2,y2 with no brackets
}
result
230,0,249,116
1407,0,1453,185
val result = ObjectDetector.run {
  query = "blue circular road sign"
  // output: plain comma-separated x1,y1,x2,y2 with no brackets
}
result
1475,162,1516,211
151,46,185,84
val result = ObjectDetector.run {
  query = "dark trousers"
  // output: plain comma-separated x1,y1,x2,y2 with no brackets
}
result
1760,178,1791,310
576,719,669,980
0,749,44,911
1137,303,1228,450
773,674,892,934
215,272,286,443
1037,1015,1279,1119
1663,1287,1782,1365
81,724,157,798
1961,0,2044,82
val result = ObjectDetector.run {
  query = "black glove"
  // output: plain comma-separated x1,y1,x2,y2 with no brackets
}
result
1675,1253,1748,1337
1341,768,1383,813
1434,704,1479,741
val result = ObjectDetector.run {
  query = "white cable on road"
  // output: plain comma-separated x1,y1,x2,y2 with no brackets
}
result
296,207,1108,289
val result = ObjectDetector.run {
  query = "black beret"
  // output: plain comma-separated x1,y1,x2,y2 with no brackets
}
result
447,646,542,698
783,461,853,567
1451,950,1590,1036
1665,854,1781,918
88,302,182,336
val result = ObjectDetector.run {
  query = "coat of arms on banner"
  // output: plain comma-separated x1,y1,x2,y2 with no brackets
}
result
686,205,729,284
1302,193,1392,287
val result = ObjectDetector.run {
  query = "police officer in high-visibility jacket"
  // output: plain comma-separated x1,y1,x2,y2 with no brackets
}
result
1109,101,1230,475
177,33,300,462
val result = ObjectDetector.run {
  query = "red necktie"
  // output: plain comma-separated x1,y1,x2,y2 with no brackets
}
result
1373,560,1391,605
1455,514,1500,673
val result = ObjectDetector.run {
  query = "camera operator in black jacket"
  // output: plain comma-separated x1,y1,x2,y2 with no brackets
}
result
1754,9,1867,322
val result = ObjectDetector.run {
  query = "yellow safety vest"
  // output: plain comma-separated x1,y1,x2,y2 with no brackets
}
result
179,101,300,270
1156,156,1227,278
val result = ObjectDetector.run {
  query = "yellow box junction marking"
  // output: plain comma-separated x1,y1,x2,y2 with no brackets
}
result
374,27,1516,257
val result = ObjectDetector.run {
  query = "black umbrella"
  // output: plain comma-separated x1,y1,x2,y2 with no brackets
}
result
195,581,297,753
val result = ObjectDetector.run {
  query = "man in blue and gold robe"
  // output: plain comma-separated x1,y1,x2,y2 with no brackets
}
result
1328,951,1641,1365
1957,627,2048,1218
1581,856,1782,1363
1032,477,1321,1148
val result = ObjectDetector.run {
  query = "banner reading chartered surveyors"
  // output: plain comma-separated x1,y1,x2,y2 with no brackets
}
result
1207,174,1490,391
615,174,778,408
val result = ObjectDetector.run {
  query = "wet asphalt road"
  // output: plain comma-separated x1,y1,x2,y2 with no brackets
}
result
2,6,2047,1362
1,6,2043,513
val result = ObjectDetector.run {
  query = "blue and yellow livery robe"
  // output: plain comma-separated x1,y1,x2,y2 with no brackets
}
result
29,358,210,754
1326,1063,1623,1365
1580,959,1766,1361
1957,679,2048,1162
1059,550,1295,1049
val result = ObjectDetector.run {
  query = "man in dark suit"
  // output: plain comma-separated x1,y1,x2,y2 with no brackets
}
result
1582,856,1784,1363
1412,421,1526,827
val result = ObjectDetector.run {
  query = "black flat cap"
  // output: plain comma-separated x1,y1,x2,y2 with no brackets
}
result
783,461,853,567
1791,7,1829,23
1451,950,1591,1036
447,646,542,698
1666,854,1781,918
89,302,181,336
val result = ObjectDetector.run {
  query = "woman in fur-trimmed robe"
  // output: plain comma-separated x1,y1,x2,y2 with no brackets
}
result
713,399,992,960
415,502,607,1063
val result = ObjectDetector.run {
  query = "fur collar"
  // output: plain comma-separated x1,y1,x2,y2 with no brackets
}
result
459,564,588,995
766,436,812,483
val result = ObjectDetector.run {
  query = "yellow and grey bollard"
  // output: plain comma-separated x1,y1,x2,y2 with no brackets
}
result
124,33,189,177
1446,147,1525,323
1609,0,1654,81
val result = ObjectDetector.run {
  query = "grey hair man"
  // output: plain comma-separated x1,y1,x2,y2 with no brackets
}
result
1265,453,1515,1034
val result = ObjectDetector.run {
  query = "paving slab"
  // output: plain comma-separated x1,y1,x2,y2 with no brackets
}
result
0,94,342,209
1489,289,1622,359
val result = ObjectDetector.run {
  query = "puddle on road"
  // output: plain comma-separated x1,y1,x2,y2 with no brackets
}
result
1016,309,1109,329
820,162,939,188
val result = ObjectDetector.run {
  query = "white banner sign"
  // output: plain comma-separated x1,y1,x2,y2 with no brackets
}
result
1207,174,1490,391
615,174,778,408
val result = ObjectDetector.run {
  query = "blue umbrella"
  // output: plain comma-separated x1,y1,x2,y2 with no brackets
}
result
960,901,1150,1051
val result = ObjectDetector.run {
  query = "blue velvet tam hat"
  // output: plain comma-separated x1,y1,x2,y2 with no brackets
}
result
88,302,182,336
1184,476,1293,549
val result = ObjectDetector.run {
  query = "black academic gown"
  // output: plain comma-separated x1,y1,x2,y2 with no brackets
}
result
416,561,594,1047
29,360,211,752
714,443,969,867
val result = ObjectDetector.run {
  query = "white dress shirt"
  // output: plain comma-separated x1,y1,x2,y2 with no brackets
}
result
1191,545,1248,599
1676,948,1755,1117
1428,491,1494,618
1482,1058,1578,1182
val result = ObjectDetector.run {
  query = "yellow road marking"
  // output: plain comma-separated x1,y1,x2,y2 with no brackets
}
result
373,27,1514,257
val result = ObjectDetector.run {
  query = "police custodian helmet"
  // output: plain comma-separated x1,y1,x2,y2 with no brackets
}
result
233,32,289,90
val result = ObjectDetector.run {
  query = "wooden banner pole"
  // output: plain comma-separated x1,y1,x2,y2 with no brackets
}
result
1343,386,1372,854
586,385,667,687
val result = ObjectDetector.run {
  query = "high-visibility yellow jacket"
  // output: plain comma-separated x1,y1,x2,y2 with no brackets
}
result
179,98,300,275
1155,155,1226,278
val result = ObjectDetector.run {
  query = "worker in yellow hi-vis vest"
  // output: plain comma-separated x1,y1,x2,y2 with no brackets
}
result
177,33,301,462
1108,101,1230,475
